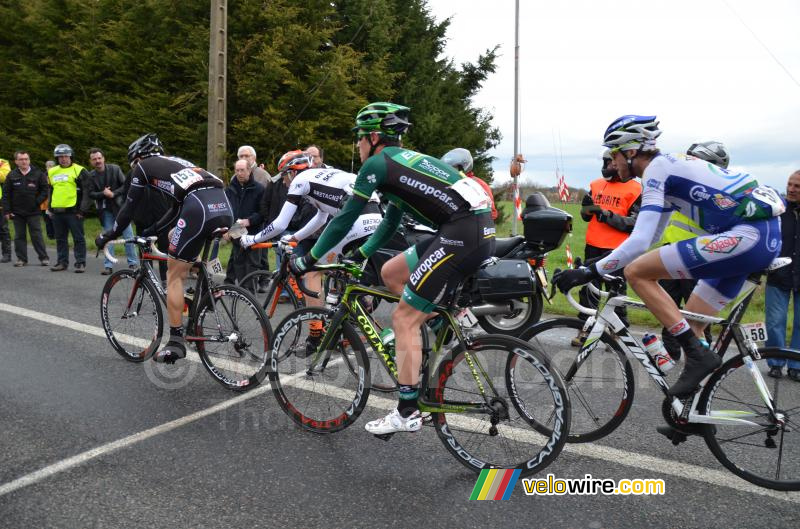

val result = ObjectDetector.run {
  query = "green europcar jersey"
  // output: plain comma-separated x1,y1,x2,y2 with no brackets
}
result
309,147,490,261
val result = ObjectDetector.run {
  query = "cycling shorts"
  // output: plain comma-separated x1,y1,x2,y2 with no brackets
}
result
659,217,781,309
168,187,233,262
402,212,496,313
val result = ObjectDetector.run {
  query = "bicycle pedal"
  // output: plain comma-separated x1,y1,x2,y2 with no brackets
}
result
373,433,395,442
656,425,687,446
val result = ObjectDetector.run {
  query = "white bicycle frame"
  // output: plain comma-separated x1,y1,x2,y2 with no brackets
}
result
564,256,791,429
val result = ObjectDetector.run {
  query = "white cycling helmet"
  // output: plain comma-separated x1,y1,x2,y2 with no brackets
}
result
603,115,661,152
441,148,473,173
687,141,729,169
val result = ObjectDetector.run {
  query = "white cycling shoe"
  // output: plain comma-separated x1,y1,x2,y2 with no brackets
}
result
365,409,422,435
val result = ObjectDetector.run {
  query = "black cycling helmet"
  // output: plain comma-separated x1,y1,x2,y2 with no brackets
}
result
127,133,164,164
353,102,411,138
687,141,729,169
53,144,73,158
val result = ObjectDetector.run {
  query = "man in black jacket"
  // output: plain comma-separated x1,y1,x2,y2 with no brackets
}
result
1,151,50,266
84,148,139,274
224,159,264,288
765,169,800,380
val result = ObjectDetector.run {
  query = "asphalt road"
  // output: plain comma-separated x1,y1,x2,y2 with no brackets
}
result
0,250,798,528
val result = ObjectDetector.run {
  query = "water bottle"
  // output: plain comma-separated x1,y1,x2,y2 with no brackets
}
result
642,333,675,372
379,328,396,358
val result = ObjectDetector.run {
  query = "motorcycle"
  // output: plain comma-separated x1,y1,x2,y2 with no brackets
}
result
362,192,572,336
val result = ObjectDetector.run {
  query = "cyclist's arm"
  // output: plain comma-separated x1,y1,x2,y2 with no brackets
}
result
308,195,367,260
358,203,403,258
250,200,299,243
292,209,328,241
110,170,147,237
594,208,668,274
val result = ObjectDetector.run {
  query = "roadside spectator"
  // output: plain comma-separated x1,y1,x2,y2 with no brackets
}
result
237,145,270,187
83,148,139,274
47,144,90,273
1,151,50,266
304,144,329,169
224,159,264,289
573,151,641,346
238,145,271,283
0,156,11,262
42,160,56,239
765,169,800,381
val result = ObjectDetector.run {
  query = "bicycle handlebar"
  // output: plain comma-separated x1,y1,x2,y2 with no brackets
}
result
103,236,165,265
248,240,298,250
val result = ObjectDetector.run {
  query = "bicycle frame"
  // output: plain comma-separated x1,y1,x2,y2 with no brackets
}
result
309,263,502,415
569,274,780,429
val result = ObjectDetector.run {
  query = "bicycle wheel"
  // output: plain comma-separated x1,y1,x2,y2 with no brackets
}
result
431,334,570,477
194,284,273,391
240,270,303,320
699,347,800,491
519,317,634,442
100,269,163,362
269,307,371,434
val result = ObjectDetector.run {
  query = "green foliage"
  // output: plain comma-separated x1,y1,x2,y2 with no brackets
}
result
0,0,499,180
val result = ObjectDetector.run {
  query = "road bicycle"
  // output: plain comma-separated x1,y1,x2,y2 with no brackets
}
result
521,258,800,490
239,241,306,317
99,230,272,391
268,260,570,476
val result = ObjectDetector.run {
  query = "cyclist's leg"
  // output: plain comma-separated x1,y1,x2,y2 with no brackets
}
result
366,213,495,434
157,188,233,363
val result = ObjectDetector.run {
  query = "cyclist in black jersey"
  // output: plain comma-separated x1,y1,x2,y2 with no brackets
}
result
95,133,233,363
290,102,496,435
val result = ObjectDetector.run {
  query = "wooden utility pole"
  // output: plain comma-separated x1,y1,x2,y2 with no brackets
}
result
207,0,227,176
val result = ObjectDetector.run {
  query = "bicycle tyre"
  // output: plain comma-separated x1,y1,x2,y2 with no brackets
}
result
100,268,163,362
519,317,635,443
431,334,570,477
269,307,371,434
239,270,303,320
194,284,273,391
699,346,800,491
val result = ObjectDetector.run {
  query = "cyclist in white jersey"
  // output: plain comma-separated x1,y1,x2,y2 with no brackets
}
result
240,150,382,309
553,115,784,397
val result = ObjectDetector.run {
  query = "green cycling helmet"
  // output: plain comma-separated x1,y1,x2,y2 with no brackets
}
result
353,102,411,137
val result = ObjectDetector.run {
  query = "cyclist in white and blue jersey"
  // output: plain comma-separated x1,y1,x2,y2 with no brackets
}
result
553,115,784,397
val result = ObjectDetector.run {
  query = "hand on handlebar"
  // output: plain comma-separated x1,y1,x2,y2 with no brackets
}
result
240,234,257,248
551,264,599,294
288,254,317,277
95,230,114,250
343,246,367,265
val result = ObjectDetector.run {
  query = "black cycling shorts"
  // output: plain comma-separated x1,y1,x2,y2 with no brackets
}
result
168,187,233,262
402,212,495,313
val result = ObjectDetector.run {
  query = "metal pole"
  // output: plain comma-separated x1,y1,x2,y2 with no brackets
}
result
207,0,227,177
512,0,520,235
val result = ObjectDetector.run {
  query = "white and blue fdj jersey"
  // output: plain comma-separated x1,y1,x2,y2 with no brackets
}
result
595,154,782,291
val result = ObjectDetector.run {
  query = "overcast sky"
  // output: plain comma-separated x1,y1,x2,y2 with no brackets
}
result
428,0,800,191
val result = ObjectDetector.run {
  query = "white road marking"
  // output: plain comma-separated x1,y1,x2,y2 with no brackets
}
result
0,302,798,503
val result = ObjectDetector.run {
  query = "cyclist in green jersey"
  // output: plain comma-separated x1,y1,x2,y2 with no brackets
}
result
290,102,496,434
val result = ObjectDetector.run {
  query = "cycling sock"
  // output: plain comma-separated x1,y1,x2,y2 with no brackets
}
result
397,384,419,418
673,326,702,351
170,325,184,338
667,319,691,337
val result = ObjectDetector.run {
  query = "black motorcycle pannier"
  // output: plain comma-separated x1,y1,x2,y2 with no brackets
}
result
522,193,572,253
477,259,535,301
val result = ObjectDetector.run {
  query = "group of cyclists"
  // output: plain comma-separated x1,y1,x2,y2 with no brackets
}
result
95,105,785,436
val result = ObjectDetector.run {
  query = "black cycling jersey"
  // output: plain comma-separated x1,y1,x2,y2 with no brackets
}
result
111,155,223,239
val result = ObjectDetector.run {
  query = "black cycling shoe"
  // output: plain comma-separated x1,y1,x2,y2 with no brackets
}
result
154,338,187,364
668,341,721,397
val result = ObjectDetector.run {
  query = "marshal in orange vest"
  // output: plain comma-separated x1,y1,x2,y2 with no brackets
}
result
585,178,642,249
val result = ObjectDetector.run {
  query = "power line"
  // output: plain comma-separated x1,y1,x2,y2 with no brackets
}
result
723,0,800,90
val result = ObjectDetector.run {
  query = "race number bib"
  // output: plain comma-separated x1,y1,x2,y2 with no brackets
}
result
450,178,491,211
171,168,204,190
